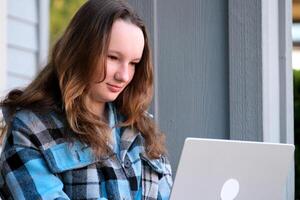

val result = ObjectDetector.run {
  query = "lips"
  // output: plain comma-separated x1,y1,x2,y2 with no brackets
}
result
106,83,123,93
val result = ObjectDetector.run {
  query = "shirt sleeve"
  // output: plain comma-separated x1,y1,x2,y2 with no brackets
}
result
0,115,70,200
157,155,173,200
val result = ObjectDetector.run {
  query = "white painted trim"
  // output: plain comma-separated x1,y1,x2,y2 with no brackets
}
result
278,0,294,199
262,0,280,143
38,0,49,70
0,0,7,97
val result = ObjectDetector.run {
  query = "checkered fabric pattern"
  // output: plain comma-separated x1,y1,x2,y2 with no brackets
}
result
0,104,172,200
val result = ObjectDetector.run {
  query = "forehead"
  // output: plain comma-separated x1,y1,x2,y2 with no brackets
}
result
108,19,145,59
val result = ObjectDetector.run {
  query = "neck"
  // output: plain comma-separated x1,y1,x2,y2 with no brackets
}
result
86,98,107,119
97,103,106,119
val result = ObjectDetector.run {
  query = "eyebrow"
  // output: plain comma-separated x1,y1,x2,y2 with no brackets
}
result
108,50,141,61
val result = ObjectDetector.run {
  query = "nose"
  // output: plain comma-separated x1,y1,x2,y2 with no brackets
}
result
114,63,131,82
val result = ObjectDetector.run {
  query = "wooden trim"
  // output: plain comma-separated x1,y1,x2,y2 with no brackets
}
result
0,0,7,96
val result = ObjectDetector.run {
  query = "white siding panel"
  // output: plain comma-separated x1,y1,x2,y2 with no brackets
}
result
0,0,7,95
8,0,38,24
7,47,36,78
38,0,50,68
6,74,30,91
7,18,38,51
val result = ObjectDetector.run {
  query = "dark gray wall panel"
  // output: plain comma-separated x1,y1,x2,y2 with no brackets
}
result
156,0,229,172
228,1,263,141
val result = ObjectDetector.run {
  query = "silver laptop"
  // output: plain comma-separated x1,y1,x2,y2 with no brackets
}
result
170,138,295,200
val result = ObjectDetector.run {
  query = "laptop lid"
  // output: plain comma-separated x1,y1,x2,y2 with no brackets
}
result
170,138,295,200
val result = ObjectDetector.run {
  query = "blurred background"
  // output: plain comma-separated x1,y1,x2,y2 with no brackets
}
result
293,0,300,198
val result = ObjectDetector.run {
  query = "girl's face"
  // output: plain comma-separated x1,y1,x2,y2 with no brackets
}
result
88,19,145,115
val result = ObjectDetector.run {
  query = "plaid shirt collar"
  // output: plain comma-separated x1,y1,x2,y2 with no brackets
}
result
42,103,164,175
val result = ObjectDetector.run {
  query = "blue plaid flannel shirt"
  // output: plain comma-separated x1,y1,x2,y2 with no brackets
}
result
0,104,172,199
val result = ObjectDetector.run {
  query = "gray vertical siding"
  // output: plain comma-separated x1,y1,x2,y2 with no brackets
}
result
129,0,229,172
123,1,295,197
228,1,263,141
156,0,229,172
229,0,293,199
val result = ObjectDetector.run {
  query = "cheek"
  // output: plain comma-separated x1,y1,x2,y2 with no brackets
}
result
91,80,106,91
89,83,99,97
129,68,136,82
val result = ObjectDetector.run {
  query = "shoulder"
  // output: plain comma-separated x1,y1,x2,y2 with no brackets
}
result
13,109,66,130
6,109,68,150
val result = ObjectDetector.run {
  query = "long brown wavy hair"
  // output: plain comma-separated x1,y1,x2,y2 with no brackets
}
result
0,0,166,159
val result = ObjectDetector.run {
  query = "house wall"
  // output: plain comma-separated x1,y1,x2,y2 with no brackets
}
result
129,0,229,174
129,0,294,199
4,0,49,93
6,0,39,90
0,0,49,152
0,0,7,96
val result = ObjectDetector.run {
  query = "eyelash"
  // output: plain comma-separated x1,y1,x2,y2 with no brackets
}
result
108,55,118,60
130,62,138,66
108,55,138,66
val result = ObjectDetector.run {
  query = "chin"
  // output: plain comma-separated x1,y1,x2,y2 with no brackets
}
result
105,95,119,102
101,91,123,103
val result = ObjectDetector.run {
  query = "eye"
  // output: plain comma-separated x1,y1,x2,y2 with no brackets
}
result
108,55,118,60
130,62,139,66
